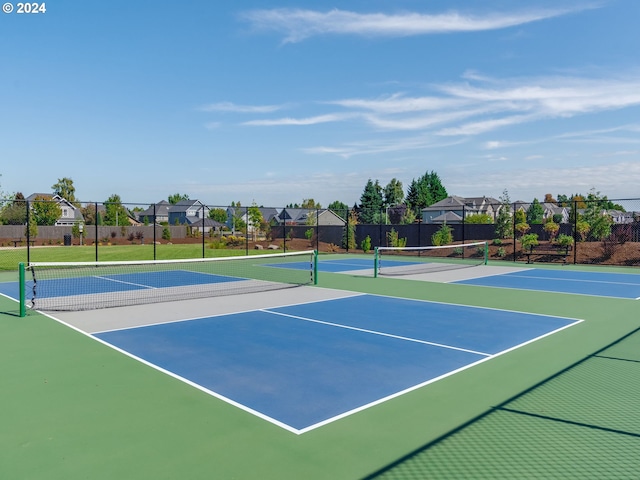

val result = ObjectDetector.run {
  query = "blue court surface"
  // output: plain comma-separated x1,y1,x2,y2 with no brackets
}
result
453,268,640,299
94,294,580,434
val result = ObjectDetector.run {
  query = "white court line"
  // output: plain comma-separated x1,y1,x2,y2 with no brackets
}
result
94,275,156,289
503,272,640,286
260,309,491,357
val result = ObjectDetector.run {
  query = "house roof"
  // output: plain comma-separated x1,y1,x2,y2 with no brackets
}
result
169,200,208,213
189,218,224,228
431,211,463,223
422,196,476,211
138,200,171,219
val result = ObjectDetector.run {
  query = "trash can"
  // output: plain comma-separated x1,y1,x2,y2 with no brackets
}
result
64,234,72,246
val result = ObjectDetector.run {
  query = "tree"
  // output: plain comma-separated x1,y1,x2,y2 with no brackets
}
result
494,189,512,239
465,213,492,224
342,209,357,250
300,198,321,209
405,178,431,211
81,203,98,225
543,193,557,204
209,208,228,223
31,195,62,226
328,200,348,220
247,202,263,240
383,178,404,206
230,201,246,233
51,177,77,203
359,179,383,224
526,198,544,224
0,192,27,225
405,170,447,210
103,194,129,226
168,193,189,205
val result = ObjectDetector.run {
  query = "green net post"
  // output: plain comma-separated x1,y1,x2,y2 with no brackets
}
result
313,250,318,285
374,247,379,278
484,241,489,265
19,262,26,317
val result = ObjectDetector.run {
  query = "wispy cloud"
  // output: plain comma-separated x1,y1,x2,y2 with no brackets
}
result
239,6,596,43
199,101,287,113
242,113,353,126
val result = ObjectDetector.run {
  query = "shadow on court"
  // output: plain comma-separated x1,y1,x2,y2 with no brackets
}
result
364,326,640,479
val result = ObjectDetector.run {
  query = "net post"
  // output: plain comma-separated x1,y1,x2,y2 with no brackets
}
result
313,250,318,285
19,262,26,317
484,241,488,265
373,247,379,278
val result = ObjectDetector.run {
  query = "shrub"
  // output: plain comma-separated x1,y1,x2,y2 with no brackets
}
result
543,220,559,241
305,228,314,242
576,221,590,242
515,222,530,238
361,235,371,253
496,247,507,258
492,238,502,246
387,228,407,248
556,234,573,248
431,223,453,246
162,226,171,241
520,233,539,250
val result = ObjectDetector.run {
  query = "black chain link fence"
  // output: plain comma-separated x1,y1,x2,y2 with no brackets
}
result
1,197,639,270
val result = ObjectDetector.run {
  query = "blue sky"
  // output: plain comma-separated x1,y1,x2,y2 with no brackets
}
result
1,0,639,207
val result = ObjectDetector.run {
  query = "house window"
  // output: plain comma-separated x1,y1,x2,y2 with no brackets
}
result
63,208,68,217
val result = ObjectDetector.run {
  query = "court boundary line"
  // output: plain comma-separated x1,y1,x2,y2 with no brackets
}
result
261,309,491,357
449,281,640,301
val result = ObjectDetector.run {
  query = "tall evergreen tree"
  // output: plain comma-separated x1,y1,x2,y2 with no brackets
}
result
526,198,544,224
328,200,349,220
425,171,448,204
359,179,383,224
383,178,404,206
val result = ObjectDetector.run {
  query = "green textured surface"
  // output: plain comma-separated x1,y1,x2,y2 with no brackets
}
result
1,256,639,479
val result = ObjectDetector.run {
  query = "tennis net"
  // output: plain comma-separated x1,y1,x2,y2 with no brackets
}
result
375,242,488,277
23,250,317,311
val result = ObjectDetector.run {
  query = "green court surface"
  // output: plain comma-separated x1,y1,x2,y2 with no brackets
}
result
1,255,639,479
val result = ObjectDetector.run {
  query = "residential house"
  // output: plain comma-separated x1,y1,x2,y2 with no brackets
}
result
168,200,211,225
189,218,225,235
26,193,84,226
513,201,569,223
137,200,171,224
421,196,476,224
277,208,345,226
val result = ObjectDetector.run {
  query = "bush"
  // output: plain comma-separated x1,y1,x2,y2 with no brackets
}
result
387,228,407,248
515,222,530,238
576,221,590,242
496,247,507,258
543,220,559,241
492,238,502,246
556,234,573,248
162,226,171,241
361,235,371,253
520,233,539,250
431,223,453,246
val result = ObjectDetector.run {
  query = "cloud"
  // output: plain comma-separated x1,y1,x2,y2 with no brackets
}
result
239,6,594,43
199,101,286,113
242,113,353,126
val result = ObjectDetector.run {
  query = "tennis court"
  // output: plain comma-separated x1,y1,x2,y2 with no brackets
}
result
88,293,579,434
2,252,640,479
